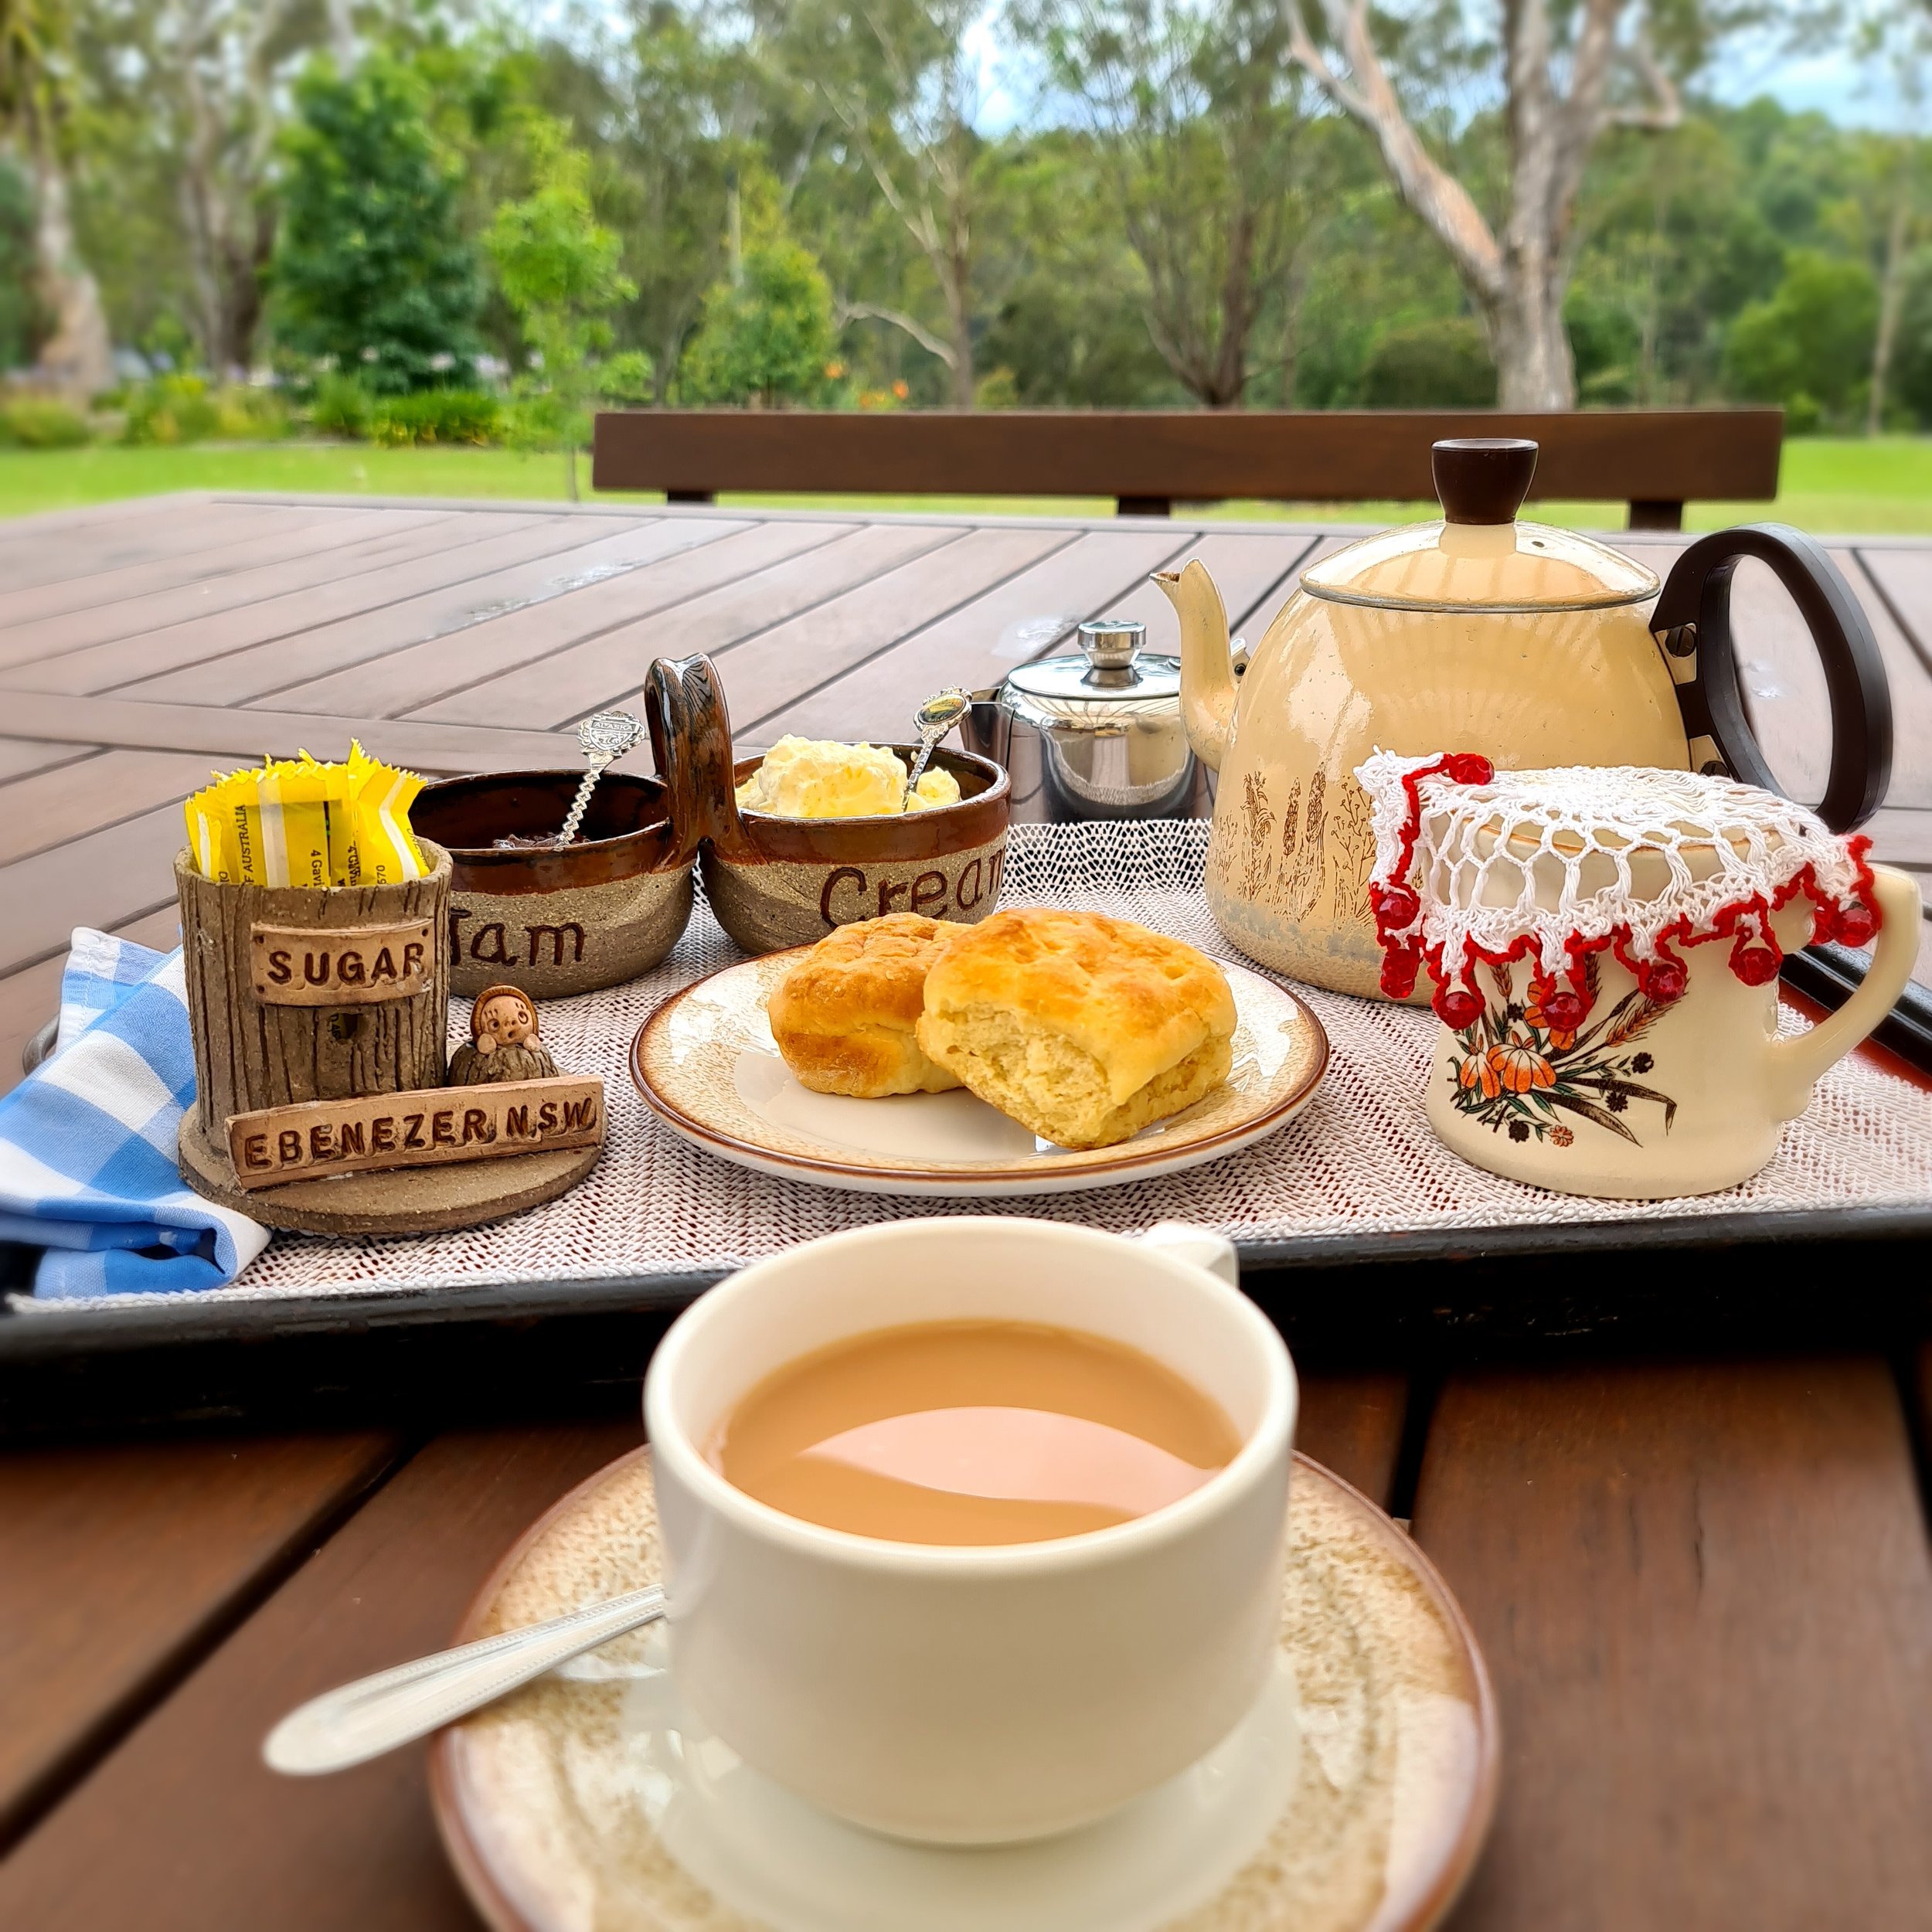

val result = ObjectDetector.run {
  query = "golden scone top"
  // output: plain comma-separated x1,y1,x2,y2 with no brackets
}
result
920,907,1234,1106
770,913,960,1035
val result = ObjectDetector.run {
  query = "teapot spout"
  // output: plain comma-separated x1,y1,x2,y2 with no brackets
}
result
1153,561,1235,774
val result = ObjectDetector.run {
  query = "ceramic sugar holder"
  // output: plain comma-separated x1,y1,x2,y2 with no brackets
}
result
1355,752,1922,1200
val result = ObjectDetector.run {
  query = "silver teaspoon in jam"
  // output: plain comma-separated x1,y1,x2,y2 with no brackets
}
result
556,709,645,846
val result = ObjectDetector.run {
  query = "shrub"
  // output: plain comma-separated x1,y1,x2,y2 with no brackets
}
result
121,375,288,444
597,350,655,406
1359,317,1498,408
369,388,502,446
0,397,91,447
308,371,373,438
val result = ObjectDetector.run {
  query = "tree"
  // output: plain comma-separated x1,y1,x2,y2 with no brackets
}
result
485,113,636,497
1724,248,1879,427
1278,0,1687,406
0,0,114,397
270,54,482,393
681,227,836,405
1026,0,1316,406
808,0,988,407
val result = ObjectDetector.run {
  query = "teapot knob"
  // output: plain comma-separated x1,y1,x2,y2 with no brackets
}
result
1079,618,1145,684
1433,438,1538,526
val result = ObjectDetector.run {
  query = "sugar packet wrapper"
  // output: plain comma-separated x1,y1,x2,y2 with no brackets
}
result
182,743,427,886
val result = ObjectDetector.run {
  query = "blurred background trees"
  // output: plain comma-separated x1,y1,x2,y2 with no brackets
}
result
0,0,1926,431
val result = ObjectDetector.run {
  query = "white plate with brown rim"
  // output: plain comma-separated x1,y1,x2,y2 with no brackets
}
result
430,1447,1498,1932
628,949,1329,1197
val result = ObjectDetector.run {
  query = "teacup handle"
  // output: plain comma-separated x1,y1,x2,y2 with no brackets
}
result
1767,865,1923,1120
1138,1222,1239,1287
644,654,750,862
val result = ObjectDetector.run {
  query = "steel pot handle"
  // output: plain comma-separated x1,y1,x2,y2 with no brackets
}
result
1650,523,1892,832
643,654,750,862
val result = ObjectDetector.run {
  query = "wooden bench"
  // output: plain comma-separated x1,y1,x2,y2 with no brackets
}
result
592,407,1785,532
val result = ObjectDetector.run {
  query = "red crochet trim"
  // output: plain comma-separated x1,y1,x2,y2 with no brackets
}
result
1369,754,1883,1023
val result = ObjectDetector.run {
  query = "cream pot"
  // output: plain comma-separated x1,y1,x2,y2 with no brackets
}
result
642,1217,1296,1845
1158,437,1893,998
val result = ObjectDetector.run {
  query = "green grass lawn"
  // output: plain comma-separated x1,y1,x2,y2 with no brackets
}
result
3,434,1930,534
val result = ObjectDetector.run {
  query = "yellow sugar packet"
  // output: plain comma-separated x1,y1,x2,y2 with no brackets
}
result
183,782,240,884
349,742,427,883
257,762,335,889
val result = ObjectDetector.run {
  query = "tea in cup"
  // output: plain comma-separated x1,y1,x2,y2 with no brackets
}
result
643,1217,1296,1844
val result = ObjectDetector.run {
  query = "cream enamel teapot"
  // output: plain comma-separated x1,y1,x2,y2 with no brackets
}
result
1153,437,1893,998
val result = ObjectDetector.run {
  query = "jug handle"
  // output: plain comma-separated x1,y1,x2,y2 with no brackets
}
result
643,654,750,863
1650,524,1891,832
1764,865,1922,1120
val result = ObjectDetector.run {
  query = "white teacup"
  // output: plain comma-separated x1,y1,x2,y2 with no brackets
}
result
643,1217,1296,1845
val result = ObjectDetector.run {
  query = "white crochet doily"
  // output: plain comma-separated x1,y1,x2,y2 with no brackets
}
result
1354,752,1880,1010
15,821,1928,1316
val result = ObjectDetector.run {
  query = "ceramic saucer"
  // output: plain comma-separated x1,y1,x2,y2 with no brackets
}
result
628,951,1328,1196
431,1450,1498,1932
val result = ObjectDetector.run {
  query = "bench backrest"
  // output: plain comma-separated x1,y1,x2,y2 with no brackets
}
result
592,407,1784,531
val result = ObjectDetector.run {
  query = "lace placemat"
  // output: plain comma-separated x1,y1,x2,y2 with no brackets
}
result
32,821,1932,1312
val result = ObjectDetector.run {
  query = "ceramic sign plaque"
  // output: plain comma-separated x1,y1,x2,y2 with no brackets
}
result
248,919,437,1005
224,1076,604,1189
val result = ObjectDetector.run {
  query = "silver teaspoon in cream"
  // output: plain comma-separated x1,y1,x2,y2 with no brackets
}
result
900,686,969,810
264,1583,668,1775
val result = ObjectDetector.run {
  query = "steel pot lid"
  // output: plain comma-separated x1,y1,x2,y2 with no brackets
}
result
1299,437,1660,615
1002,620,1184,733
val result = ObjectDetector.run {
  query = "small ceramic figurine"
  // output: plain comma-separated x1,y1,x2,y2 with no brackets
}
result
447,984,561,1086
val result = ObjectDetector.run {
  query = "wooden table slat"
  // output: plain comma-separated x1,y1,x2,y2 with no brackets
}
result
0,500,314,598
410,519,943,731
12,513,586,698
0,1429,403,1849
752,525,1213,741
0,505,450,632
0,748,229,871
1417,1359,1932,1931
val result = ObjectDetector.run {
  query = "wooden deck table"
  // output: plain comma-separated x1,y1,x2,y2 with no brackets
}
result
4,492,1932,1929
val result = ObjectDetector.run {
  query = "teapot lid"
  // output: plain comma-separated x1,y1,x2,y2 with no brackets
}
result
1002,618,1182,732
1300,440,1658,614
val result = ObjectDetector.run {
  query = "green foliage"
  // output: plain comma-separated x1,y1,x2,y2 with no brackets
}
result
270,56,483,395
0,397,91,447
369,389,502,446
485,113,636,453
681,237,837,406
1724,249,1880,427
1892,249,1932,429
308,371,373,439
598,349,655,404
1359,318,1498,407
121,376,290,444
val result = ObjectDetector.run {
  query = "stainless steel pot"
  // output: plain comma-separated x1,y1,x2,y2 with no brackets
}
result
961,619,1209,823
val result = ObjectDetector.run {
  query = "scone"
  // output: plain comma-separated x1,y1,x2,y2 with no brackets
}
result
768,914,964,1097
916,908,1235,1148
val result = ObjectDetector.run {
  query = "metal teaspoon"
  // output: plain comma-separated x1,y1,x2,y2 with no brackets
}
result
263,1583,668,1775
900,686,969,810
556,709,645,847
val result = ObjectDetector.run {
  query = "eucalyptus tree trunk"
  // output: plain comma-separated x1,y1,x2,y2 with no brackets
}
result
1869,163,1911,437
26,107,112,402
1282,0,1679,413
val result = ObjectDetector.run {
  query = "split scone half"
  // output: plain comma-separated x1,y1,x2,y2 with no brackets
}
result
768,913,965,1097
916,907,1236,1148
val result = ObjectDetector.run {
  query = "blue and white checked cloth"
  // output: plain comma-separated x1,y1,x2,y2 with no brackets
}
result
0,930,267,1298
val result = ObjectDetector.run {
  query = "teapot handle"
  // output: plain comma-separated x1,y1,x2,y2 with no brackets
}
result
1650,523,1891,832
643,654,750,863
